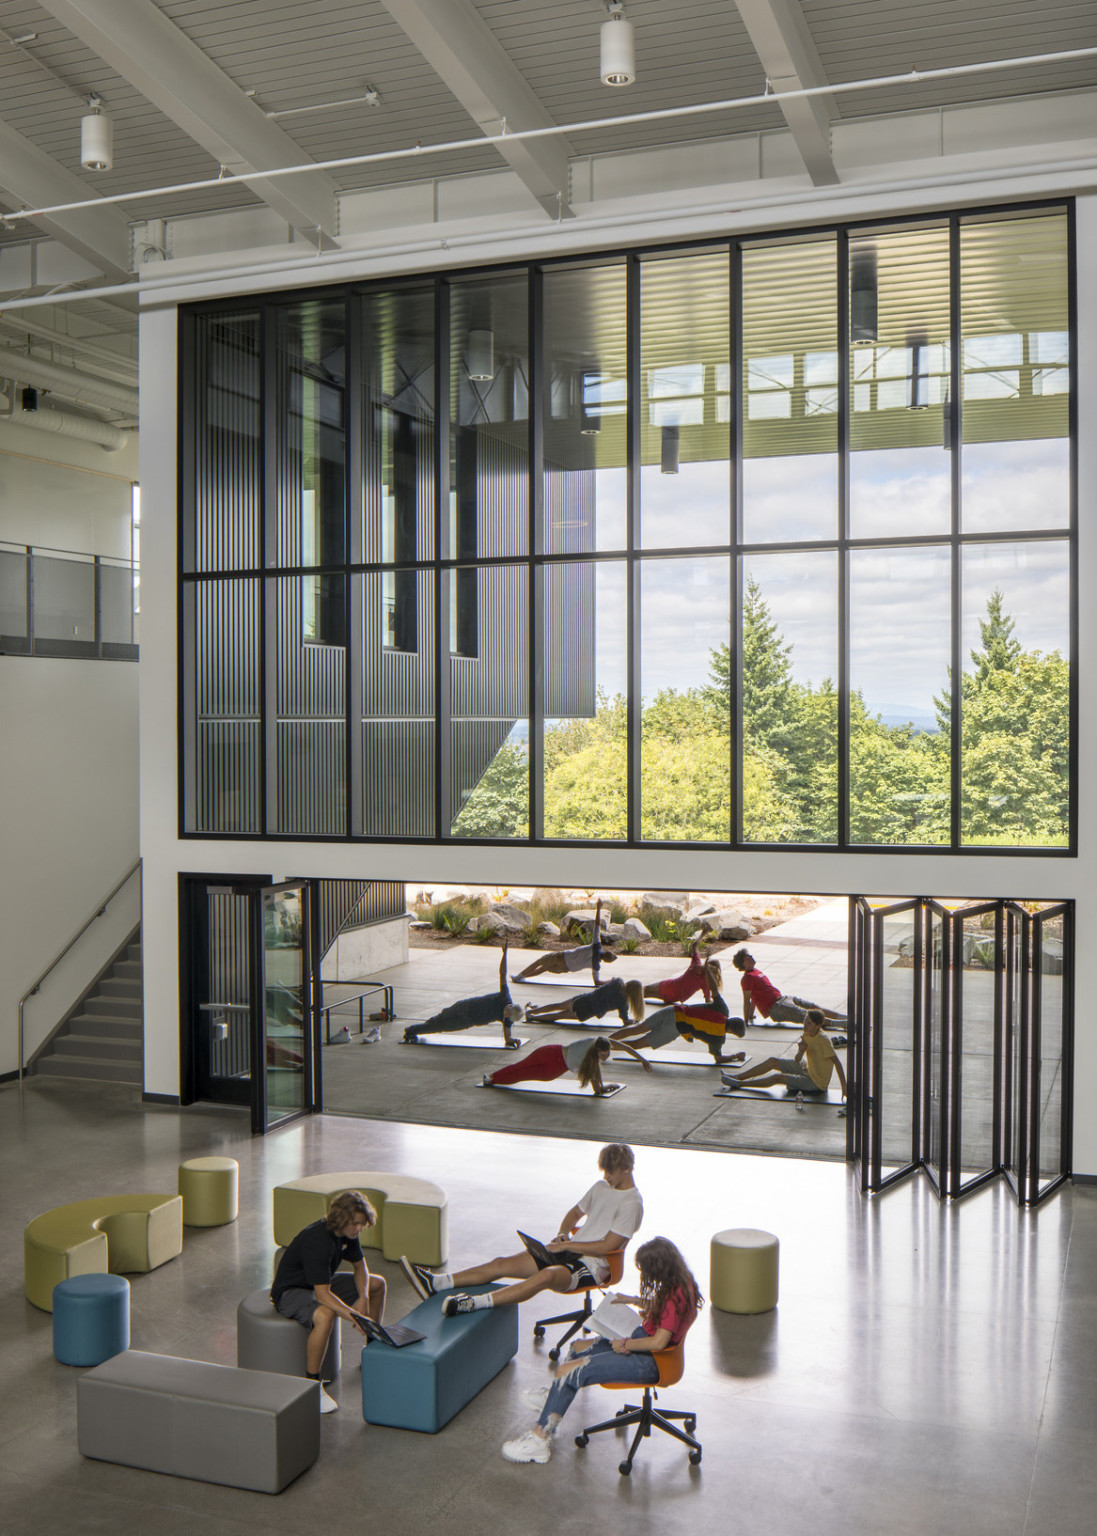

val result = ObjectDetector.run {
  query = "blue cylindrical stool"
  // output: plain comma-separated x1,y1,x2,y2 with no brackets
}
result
53,1273,130,1366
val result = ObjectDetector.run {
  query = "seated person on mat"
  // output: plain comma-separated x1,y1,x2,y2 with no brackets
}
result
733,947,847,1028
401,936,523,1046
512,898,615,983
643,947,720,1006
721,1009,847,1098
524,976,645,1027
483,1034,651,1094
609,981,747,1068
270,1190,386,1414
501,1235,701,1464
399,1143,643,1319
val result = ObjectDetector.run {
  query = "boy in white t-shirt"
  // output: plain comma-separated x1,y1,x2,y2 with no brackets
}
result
399,1144,643,1317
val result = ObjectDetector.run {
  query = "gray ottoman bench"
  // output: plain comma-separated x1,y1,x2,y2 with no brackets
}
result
77,1350,319,1494
237,1286,340,1380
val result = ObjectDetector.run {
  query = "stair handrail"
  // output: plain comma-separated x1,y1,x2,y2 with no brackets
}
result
18,857,142,1098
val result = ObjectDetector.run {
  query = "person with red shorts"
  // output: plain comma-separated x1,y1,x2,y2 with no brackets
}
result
483,1034,650,1094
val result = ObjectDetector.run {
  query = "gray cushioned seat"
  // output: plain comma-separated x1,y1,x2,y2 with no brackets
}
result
237,1286,340,1379
77,1349,319,1494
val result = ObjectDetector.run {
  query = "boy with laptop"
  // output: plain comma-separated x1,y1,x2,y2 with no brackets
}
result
399,1143,642,1317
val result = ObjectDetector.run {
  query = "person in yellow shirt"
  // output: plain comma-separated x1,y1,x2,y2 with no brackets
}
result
720,1010,847,1097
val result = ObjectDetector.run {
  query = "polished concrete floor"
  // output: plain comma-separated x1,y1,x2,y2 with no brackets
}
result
3,1076,1095,1536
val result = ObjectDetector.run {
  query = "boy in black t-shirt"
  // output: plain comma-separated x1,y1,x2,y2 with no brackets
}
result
271,1189,385,1413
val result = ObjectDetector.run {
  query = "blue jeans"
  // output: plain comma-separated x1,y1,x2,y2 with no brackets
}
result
538,1328,658,1429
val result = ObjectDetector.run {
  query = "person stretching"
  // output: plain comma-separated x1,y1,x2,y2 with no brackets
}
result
721,1009,847,1098
270,1190,386,1413
483,1034,651,1094
501,1235,702,1464
401,936,523,1046
643,947,720,1006
523,976,645,1028
512,898,615,983
733,947,847,1028
399,1143,643,1318
609,969,747,1067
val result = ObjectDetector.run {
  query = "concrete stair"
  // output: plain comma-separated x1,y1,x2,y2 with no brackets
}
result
33,934,143,1086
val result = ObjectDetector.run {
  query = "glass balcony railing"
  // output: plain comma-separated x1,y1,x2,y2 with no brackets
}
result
0,542,139,660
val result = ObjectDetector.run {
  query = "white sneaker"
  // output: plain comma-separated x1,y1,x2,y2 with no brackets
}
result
521,1385,550,1410
318,1385,338,1414
502,1428,552,1463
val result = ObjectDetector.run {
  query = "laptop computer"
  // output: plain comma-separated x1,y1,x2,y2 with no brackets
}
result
517,1230,580,1270
356,1314,426,1348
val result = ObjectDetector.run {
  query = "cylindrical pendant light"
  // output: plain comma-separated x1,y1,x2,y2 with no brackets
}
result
467,328,495,382
660,425,680,475
80,97,113,172
600,9,636,87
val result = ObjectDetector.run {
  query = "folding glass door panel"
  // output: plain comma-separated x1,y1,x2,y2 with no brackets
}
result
258,882,311,1133
1031,906,1072,1203
853,899,921,1194
924,902,948,1197
950,904,1000,1196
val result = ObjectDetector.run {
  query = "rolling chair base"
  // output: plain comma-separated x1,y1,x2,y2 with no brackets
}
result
575,1386,702,1475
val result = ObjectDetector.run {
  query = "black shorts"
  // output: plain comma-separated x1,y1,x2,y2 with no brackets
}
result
273,1271,358,1327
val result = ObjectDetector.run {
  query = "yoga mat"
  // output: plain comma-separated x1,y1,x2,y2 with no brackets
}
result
481,1079,626,1098
712,1085,846,1106
510,974,597,989
406,1032,528,1050
612,1048,743,1068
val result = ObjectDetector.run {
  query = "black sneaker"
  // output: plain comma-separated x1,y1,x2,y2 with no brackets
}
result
441,1292,477,1317
399,1256,437,1300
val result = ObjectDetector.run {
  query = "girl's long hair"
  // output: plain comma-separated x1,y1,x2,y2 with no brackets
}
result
705,958,723,990
577,1038,610,1093
624,979,645,1021
636,1237,703,1326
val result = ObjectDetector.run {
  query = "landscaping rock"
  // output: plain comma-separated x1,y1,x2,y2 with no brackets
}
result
501,894,531,912
698,910,752,941
685,902,716,922
489,902,532,929
565,908,607,933
470,911,524,938
540,921,561,939
639,893,690,921
530,887,565,908
622,917,651,942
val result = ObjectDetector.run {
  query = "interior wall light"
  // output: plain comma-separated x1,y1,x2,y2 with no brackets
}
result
467,327,495,382
908,332,929,410
80,95,113,171
850,248,877,345
580,372,602,434
660,424,679,474
600,2,636,87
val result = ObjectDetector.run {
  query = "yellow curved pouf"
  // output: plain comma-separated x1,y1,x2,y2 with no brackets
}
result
24,1195,184,1312
272,1171,448,1266
710,1228,779,1314
178,1157,239,1227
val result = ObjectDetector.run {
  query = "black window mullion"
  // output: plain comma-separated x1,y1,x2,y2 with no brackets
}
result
626,254,641,845
346,292,363,836
837,229,851,849
949,216,963,851
529,267,544,841
731,240,743,848
435,277,452,840
261,300,277,834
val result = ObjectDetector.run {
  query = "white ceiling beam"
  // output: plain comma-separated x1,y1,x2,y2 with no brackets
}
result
733,0,840,186
39,0,339,247
378,0,574,218
0,117,132,278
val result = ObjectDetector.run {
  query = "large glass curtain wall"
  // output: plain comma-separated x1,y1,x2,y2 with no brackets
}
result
181,204,1073,850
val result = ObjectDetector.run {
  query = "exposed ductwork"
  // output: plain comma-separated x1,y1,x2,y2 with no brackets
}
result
0,348,139,417
0,386,129,450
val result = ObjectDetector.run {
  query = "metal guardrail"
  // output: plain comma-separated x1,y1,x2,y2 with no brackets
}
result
18,857,142,1100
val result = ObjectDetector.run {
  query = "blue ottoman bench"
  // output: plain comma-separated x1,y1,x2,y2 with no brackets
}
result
361,1287,517,1433
53,1273,130,1366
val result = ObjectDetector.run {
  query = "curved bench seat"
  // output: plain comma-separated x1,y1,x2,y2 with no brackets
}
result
272,1171,447,1266
25,1194,184,1312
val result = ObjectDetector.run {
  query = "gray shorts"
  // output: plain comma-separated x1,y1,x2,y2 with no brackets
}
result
274,1271,358,1327
640,1007,678,1050
781,1067,827,1094
768,997,810,1025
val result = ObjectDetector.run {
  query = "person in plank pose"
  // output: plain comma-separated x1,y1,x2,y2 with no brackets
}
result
482,1034,651,1094
522,976,645,1028
608,963,747,1067
733,948,847,1028
721,1009,847,1099
642,946,720,1006
399,1143,643,1318
512,898,616,983
401,936,523,1046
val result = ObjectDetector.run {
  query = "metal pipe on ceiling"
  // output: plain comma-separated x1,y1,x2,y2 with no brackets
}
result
1,45,1094,228
0,348,139,414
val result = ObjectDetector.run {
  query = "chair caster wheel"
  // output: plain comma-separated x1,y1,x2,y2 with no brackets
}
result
533,1325,545,1339
689,1450,702,1465
575,1434,588,1448
619,1461,632,1476
685,1417,696,1432
548,1348,560,1362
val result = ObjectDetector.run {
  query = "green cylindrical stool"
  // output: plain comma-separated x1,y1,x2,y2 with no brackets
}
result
710,1228,779,1313
178,1157,239,1227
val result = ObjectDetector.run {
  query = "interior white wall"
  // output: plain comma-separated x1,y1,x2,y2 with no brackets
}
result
0,418,137,555
137,187,1097,1177
0,656,139,1077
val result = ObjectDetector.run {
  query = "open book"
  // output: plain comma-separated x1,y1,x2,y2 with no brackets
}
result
587,1296,643,1341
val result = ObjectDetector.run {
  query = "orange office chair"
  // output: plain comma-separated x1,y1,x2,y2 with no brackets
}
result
574,1343,701,1476
532,1246,627,1361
